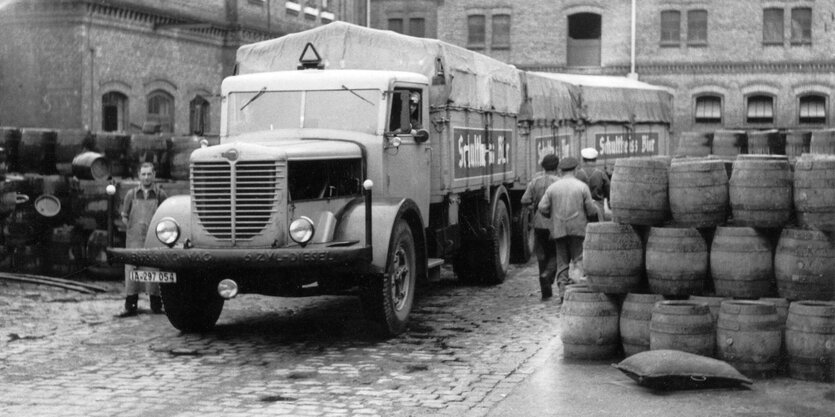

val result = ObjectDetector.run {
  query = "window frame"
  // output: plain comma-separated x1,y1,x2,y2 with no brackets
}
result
687,9,708,46
102,91,128,132
746,94,775,124
491,14,511,50
762,8,784,46
147,90,175,133
798,94,827,125
189,96,211,135
388,18,403,34
660,10,681,46
694,94,722,125
467,14,486,49
790,7,812,46
408,17,426,38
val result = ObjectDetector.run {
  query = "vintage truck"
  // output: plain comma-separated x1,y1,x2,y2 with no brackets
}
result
107,22,538,336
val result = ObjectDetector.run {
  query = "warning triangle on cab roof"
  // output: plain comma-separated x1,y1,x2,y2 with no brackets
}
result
298,42,324,70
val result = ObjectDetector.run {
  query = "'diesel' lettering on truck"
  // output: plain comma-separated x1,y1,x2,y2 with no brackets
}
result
455,127,512,178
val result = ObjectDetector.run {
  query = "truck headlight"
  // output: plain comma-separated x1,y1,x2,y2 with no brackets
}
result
289,216,315,246
155,218,180,246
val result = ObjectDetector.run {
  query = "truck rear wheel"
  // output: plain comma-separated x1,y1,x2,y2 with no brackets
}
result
361,220,416,336
510,205,534,263
453,199,511,285
160,273,225,333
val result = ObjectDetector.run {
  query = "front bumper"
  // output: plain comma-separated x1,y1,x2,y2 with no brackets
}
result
106,244,372,271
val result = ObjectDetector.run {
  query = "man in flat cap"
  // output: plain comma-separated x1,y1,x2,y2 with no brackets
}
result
576,147,610,221
520,154,560,300
538,156,598,302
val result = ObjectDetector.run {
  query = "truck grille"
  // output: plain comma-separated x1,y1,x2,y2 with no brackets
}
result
192,160,283,242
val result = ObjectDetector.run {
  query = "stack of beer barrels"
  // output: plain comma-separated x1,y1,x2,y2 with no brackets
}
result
561,128,834,383
0,126,214,279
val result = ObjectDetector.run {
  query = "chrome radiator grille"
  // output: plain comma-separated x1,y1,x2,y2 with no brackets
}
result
192,160,283,241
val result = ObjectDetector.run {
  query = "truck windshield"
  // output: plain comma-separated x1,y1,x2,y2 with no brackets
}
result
227,89,380,136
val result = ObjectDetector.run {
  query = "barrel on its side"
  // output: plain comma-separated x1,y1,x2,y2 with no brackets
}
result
583,222,643,294
128,134,171,179
93,132,130,178
47,224,87,276
785,130,812,163
675,131,713,157
56,129,95,175
650,300,715,357
711,227,774,298
668,158,728,227
86,229,125,279
169,136,219,180
716,300,782,377
747,129,785,155
646,227,708,296
1,126,21,174
793,154,835,232
620,293,664,356
72,151,110,181
774,228,835,301
785,301,835,382
18,128,58,174
729,155,793,227
712,130,747,157
810,128,835,155
610,157,670,226
561,289,621,359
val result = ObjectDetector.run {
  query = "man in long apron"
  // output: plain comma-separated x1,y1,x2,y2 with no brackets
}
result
117,162,168,317
520,154,560,300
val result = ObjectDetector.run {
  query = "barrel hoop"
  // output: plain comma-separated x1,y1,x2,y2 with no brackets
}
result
717,318,781,331
650,321,714,334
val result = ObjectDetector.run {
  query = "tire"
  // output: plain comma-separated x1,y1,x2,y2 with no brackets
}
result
453,199,511,285
160,272,225,333
361,220,416,336
510,205,534,264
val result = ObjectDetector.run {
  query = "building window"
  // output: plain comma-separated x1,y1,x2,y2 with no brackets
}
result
747,95,774,124
763,8,784,45
468,15,486,48
285,0,300,17
660,10,681,45
567,13,601,66
247,0,265,6
409,18,425,38
189,96,210,135
791,7,812,45
799,95,826,124
695,95,722,124
102,92,127,132
147,90,174,133
388,18,403,34
687,10,707,45
492,14,511,50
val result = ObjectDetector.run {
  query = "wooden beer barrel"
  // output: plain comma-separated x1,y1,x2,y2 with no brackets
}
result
561,289,621,359
86,229,125,279
72,151,110,181
729,155,792,227
650,300,715,357
711,226,774,298
18,128,58,174
711,129,747,156
71,179,118,232
785,130,812,163
810,128,835,155
675,131,712,157
747,129,785,155
620,293,664,357
716,300,782,377
169,136,218,180
1,126,21,173
92,132,130,178
668,158,728,227
47,224,87,277
774,228,835,301
785,301,835,382
55,129,95,175
0,175,28,217
688,295,731,323
610,157,670,226
793,154,835,232
583,222,643,294
128,134,171,179
646,227,708,296
10,244,45,275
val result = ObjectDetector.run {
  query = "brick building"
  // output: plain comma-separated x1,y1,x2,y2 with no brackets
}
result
0,0,360,135
373,0,835,133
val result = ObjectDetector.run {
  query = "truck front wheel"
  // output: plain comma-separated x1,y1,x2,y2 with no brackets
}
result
160,272,225,333
361,220,416,336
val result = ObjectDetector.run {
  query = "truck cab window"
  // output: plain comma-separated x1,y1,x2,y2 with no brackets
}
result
389,89,421,133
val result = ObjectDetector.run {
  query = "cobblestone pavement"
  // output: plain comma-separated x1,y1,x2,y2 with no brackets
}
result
0,262,562,417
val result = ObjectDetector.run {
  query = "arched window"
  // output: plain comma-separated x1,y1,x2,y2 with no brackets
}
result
747,95,774,124
102,92,128,132
695,95,722,124
189,96,210,135
567,13,601,66
798,94,826,124
147,90,174,133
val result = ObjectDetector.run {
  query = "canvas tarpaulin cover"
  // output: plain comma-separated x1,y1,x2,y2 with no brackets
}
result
519,71,581,125
529,72,674,125
236,22,522,114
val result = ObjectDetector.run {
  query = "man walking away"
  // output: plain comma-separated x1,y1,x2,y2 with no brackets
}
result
576,147,611,221
538,157,598,302
117,162,168,317
520,154,560,300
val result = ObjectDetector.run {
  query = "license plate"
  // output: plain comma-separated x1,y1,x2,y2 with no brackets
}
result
130,270,177,283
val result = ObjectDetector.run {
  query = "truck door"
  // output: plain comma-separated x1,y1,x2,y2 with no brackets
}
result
385,87,431,223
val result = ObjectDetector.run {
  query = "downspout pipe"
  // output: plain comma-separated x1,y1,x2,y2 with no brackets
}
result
628,0,638,80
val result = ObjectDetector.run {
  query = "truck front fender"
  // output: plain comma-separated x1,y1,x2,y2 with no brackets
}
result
143,195,193,248
334,197,425,275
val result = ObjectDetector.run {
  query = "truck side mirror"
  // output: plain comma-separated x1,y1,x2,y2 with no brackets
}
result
414,129,429,143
